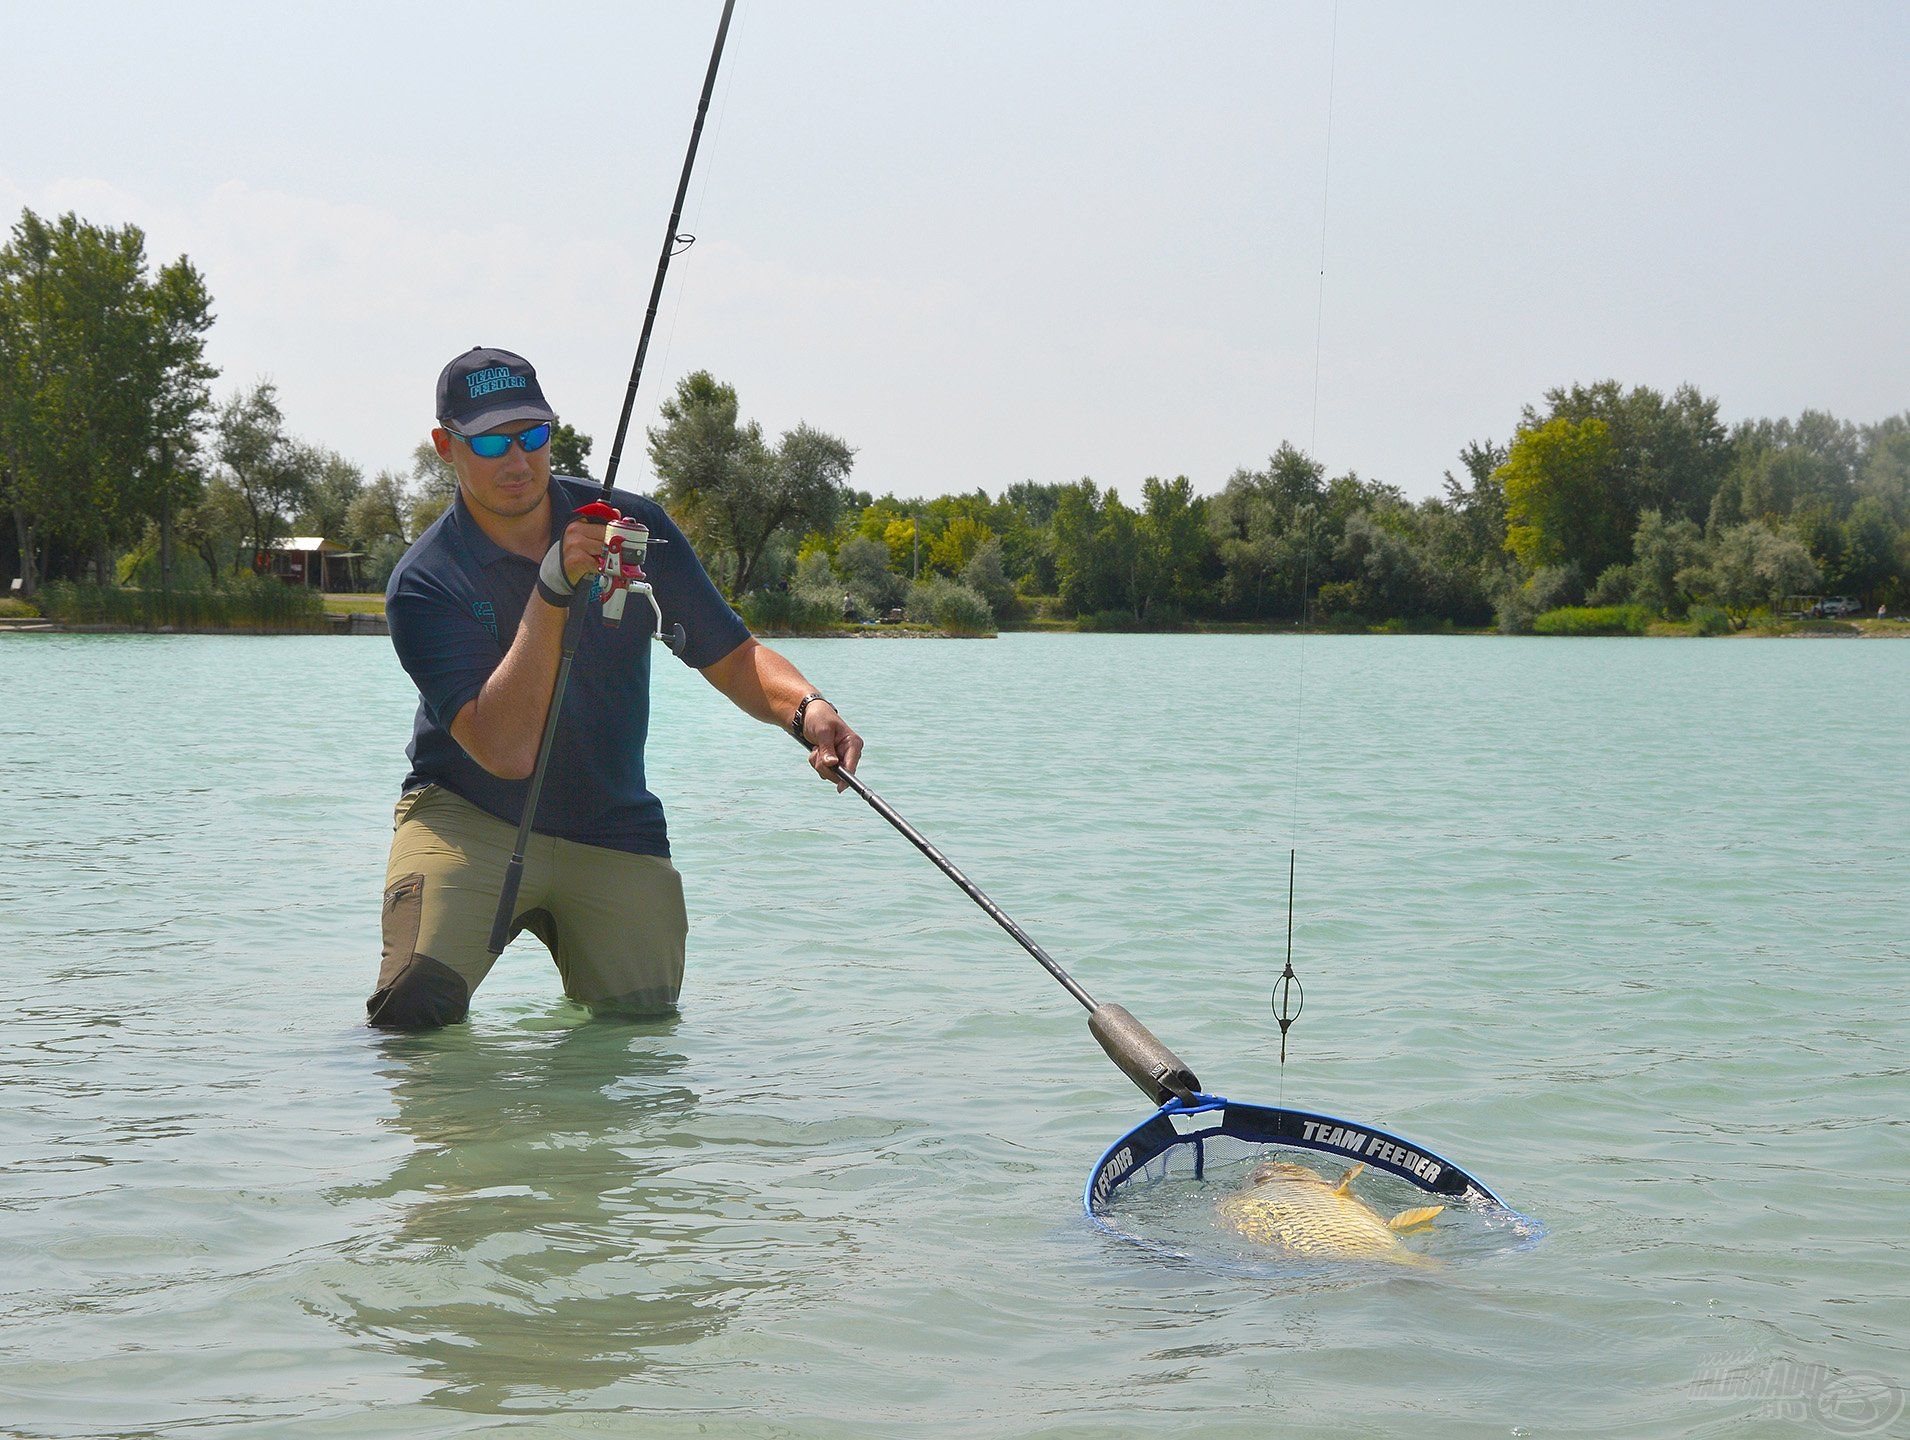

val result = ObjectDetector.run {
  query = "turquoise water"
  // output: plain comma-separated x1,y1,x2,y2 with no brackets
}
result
1,632,1904,1438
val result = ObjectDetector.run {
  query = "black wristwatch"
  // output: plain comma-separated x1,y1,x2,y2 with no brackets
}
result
790,692,829,742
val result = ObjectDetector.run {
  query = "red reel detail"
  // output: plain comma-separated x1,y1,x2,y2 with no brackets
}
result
573,501,621,522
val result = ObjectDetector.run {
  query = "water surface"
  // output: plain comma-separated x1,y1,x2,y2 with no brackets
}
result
1,633,1904,1437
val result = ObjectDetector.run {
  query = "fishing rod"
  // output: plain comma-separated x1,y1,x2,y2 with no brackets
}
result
803,741,1202,1106
486,0,736,956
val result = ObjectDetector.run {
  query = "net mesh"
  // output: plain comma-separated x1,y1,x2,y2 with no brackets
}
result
1084,1098,1542,1276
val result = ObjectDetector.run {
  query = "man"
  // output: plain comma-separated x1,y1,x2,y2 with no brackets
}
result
369,347,861,1029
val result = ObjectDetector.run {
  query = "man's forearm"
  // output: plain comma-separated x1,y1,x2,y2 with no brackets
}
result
450,595,568,779
699,636,820,730
702,634,863,786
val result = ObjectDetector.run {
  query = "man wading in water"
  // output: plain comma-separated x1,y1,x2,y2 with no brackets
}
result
368,347,862,1029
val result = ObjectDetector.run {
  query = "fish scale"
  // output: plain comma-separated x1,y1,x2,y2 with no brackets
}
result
1213,1161,1442,1265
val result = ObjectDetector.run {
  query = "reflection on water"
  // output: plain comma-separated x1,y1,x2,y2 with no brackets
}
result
323,1011,784,1412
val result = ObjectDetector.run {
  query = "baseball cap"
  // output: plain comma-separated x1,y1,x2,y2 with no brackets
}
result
435,347,557,436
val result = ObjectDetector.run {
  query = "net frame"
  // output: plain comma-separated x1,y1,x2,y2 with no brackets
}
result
1084,1093,1541,1253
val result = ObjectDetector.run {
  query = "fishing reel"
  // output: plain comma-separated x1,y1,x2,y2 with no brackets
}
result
574,502,687,655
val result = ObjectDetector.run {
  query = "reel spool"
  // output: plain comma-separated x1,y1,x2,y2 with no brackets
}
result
575,502,687,654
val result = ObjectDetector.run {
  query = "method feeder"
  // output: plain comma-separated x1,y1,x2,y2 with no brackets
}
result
485,0,736,957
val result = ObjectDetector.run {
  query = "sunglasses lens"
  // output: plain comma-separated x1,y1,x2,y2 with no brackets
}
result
466,433,511,459
520,423,552,453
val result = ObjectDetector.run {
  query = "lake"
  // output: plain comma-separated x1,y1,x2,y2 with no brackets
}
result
1,632,1904,1438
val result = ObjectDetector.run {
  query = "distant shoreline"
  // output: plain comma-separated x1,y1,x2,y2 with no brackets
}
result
9,616,1905,640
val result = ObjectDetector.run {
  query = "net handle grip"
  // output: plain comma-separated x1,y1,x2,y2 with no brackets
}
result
1089,1003,1202,1106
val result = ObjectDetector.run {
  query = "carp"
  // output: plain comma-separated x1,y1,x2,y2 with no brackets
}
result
1214,1159,1443,1265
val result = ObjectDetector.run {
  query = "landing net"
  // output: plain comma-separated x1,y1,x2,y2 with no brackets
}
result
1085,1095,1542,1274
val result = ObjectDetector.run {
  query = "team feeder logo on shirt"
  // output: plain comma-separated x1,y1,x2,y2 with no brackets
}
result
472,600,497,640
465,366,528,399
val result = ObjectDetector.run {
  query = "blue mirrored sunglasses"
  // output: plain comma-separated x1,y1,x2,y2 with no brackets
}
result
450,422,552,459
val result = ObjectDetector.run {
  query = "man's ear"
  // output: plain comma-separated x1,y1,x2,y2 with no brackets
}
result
431,427,454,461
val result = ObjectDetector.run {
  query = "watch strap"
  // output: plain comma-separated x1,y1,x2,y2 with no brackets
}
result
790,692,827,742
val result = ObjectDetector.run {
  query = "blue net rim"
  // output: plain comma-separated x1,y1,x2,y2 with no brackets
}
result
1083,1093,1534,1229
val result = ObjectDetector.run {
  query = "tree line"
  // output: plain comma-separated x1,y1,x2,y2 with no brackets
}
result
7,205,1907,633
0,208,589,598
649,370,1910,633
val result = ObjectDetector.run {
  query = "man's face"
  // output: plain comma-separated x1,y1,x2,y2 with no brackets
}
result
433,422,553,522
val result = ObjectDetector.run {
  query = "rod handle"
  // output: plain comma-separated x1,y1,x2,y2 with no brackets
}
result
487,856,526,955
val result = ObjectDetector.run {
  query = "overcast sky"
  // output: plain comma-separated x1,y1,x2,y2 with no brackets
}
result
6,1,1906,502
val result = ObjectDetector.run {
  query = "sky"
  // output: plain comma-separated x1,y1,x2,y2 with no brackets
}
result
6,1,1907,503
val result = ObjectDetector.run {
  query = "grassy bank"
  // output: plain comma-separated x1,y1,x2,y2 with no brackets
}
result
36,579,328,632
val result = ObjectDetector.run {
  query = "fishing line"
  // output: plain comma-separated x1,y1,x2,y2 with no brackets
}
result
1276,2,1337,1096
647,0,752,464
1307,1,1339,458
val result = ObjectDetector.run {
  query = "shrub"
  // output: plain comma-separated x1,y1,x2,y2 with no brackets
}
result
960,538,1020,623
1587,563,1634,606
737,587,839,635
905,577,996,636
1315,580,1363,616
1687,604,1732,637
0,596,40,618
1494,563,1585,634
1531,604,1651,636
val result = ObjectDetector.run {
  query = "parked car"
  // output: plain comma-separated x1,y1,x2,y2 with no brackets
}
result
1813,597,1861,618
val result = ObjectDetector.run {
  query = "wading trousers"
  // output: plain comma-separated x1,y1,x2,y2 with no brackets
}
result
367,785,688,1030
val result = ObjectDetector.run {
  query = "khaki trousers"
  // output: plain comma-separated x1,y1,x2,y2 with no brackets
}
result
368,785,688,1028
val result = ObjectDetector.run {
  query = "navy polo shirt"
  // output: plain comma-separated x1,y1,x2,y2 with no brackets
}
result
385,475,751,856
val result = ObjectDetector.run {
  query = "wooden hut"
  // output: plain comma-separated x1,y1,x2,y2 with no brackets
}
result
267,537,364,593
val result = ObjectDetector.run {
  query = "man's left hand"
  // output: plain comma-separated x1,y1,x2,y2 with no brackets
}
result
802,702,863,792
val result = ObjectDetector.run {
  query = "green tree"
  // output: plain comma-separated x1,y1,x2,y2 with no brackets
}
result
550,421,594,479
835,533,906,612
927,513,993,575
1050,480,1128,616
881,516,919,575
1858,416,1910,523
1678,522,1818,625
295,449,364,539
1627,508,1703,614
1836,496,1902,603
1500,416,1625,575
1532,380,1730,527
0,208,215,591
347,470,409,547
180,473,253,579
1335,511,1429,617
1137,475,1208,617
347,468,412,589
213,381,311,571
960,536,1018,622
648,372,854,595
407,439,457,534
1206,444,1327,619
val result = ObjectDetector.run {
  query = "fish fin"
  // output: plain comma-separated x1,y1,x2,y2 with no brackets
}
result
1387,1204,1444,1232
1332,1163,1366,1195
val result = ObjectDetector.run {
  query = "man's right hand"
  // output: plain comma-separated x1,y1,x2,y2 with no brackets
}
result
560,517,609,587
539,518,610,606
